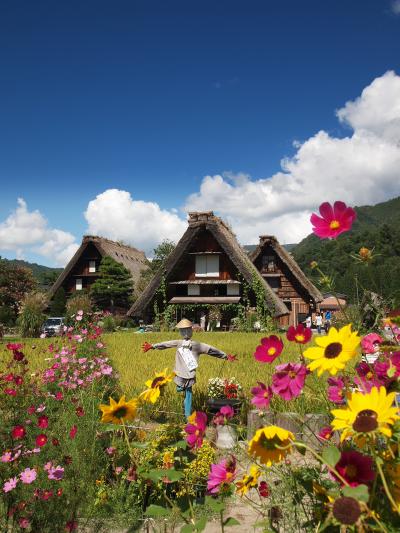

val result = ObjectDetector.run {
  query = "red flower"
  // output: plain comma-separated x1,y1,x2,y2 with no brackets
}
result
11,425,26,439
334,451,375,487
318,427,333,441
4,388,17,396
65,521,78,532
310,201,356,239
37,415,49,429
57,488,63,497
75,406,85,417
69,425,77,439
258,481,270,498
254,335,284,363
226,354,237,362
35,434,48,447
27,406,35,415
4,373,14,382
224,381,239,399
52,438,60,446
6,343,23,351
14,376,23,386
286,324,312,344
13,351,25,362
55,391,63,401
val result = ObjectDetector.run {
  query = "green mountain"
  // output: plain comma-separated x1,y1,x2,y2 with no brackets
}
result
1,258,62,289
292,196,400,305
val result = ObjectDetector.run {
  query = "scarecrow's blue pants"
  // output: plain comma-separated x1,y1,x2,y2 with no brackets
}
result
177,386,193,418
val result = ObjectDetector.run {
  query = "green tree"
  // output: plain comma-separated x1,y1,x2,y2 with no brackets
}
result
90,256,134,311
137,239,176,293
0,257,37,324
50,287,67,316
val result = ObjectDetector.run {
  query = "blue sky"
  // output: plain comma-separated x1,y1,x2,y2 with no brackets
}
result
1,0,400,266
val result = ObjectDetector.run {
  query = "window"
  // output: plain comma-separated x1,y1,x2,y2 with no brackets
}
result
195,255,219,277
227,284,240,296
89,260,96,273
76,278,83,291
188,284,200,296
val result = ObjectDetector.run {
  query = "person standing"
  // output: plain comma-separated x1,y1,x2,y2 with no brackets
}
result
142,319,227,418
316,313,323,334
325,310,331,333
305,315,312,329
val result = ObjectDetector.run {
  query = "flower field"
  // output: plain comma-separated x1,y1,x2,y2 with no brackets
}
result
2,200,400,532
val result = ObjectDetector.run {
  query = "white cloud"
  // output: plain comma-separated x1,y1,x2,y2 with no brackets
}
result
84,189,187,256
0,199,79,266
391,0,400,15
184,71,400,244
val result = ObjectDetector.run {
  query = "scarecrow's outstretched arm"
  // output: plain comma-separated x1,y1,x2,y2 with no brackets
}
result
142,340,179,352
199,343,227,359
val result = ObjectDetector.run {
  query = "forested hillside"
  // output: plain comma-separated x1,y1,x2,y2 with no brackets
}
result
293,196,400,305
0,258,62,289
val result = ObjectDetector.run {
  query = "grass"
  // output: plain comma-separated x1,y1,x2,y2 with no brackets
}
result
1,331,329,421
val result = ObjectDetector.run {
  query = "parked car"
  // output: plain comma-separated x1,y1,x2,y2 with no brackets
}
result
41,317,65,337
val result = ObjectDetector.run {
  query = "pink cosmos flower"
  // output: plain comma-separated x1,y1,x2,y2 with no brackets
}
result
1,451,12,463
106,447,116,456
47,465,64,481
334,451,375,487
310,201,356,239
100,364,113,375
254,335,284,364
251,382,273,409
18,518,30,529
354,362,382,393
3,477,18,493
318,427,333,441
75,315,83,321
286,324,312,344
207,457,237,494
271,363,307,401
361,333,383,354
20,468,37,484
213,405,235,425
184,411,207,449
327,376,346,404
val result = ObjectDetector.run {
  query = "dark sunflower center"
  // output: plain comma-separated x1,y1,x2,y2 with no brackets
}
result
332,496,361,525
324,342,343,359
344,464,357,479
151,376,165,388
352,409,378,433
261,435,281,450
113,407,127,419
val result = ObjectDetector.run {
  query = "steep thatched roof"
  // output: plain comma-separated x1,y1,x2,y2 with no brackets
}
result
48,235,149,299
249,235,323,303
127,212,289,318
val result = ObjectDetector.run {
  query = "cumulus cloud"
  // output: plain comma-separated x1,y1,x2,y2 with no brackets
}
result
84,189,187,256
184,71,400,244
0,199,79,266
391,0,400,15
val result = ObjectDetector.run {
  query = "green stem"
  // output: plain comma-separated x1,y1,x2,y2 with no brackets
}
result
220,509,225,533
375,459,399,514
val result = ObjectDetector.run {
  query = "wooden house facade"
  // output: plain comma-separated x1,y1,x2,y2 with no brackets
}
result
128,212,289,326
249,235,323,327
48,235,149,301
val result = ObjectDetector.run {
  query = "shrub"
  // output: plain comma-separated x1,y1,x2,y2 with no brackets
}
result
65,292,93,319
17,291,48,337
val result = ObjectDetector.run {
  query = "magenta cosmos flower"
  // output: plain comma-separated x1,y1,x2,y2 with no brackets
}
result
311,201,356,239
184,411,207,449
254,335,284,363
354,362,383,393
20,468,37,484
286,324,312,344
361,333,383,354
213,405,235,425
271,363,307,401
327,376,346,404
334,451,375,487
251,382,273,409
207,456,237,494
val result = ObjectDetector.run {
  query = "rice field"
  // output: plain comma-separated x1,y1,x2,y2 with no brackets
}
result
1,331,329,420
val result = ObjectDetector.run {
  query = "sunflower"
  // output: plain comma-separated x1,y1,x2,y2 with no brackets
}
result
139,368,174,404
331,386,399,443
303,324,360,376
248,425,294,466
99,395,138,425
236,465,261,496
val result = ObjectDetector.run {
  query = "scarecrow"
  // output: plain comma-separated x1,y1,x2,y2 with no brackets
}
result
142,318,228,418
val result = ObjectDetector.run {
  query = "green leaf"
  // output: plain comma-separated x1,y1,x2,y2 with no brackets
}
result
322,445,341,468
205,495,225,512
115,453,130,467
129,441,150,449
144,504,170,518
163,469,184,482
342,484,369,503
180,525,195,533
175,440,188,449
223,517,241,527
194,517,207,531
143,469,183,482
